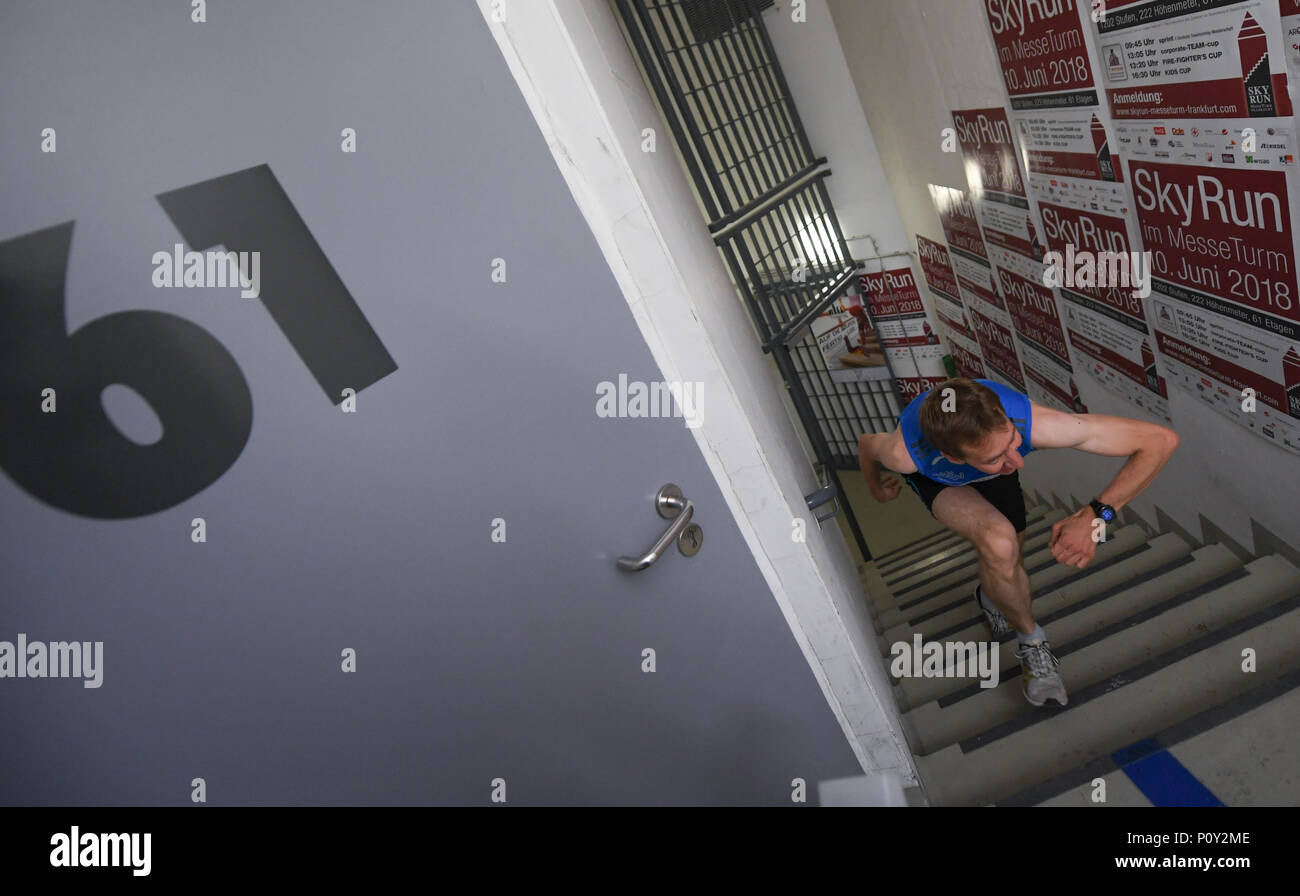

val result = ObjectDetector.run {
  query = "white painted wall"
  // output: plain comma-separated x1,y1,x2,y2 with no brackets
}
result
826,0,1300,553
482,0,919,784
763,0,911,262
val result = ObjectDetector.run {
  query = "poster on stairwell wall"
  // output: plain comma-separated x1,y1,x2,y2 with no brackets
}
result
952,107,1040,259
1093,0,1292,121
1035,184,1173,420
985,0,1100,111
991,245,1090,412
858,266,950,402
1090,0,1300,454
810,292,895,384
1021,125,1173,420
916,234,988,380
980,0,1173,422
929,183,1028,392
952,107,1082,412
1128,154,1300,453
1284,0,1300,83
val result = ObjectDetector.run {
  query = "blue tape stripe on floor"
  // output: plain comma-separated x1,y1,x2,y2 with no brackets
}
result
1113,740,1224,807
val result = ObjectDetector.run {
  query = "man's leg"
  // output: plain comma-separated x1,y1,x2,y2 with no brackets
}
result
934,484,1066,706
930,486,1034,634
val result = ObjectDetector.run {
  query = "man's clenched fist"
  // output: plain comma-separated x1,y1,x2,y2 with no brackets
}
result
872,476,903,503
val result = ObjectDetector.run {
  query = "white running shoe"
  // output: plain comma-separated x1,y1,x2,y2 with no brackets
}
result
1016,639,1068,707
973,584,1012,638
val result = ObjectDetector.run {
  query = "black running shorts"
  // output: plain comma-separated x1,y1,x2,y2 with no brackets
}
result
901,470,1028,533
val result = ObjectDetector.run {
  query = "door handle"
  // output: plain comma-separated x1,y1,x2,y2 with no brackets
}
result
618,484,696,572
805,483,839,525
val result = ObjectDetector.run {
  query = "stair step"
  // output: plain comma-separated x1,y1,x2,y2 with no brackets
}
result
881,525,1152,663
1023,672,1300,806
883,512,1066,604
888,530,1184,707
869,514,1059,617
876,531,970,576
876,513,1068,622
878,506,1049,584
875,508,1032,570
902,543,1242,752
874,527,967,569
913,557,1300,805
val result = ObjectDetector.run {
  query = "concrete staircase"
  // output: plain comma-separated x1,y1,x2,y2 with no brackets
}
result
861,498,1300,806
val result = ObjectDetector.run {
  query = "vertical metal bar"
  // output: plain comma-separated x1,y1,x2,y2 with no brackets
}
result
784,189,862,456
656,2,760,209
617,0,726,219
731,4,806,177
710,15,801,189
682,8,769,203
738,227,795,343
745,0,818,161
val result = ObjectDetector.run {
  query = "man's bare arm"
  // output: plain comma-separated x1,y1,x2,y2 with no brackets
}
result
1031,401,1179,568
1030,402,1179,512
857,433,890,496
858,430,913,502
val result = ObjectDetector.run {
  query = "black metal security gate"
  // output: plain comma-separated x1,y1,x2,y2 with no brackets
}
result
612,0,905,562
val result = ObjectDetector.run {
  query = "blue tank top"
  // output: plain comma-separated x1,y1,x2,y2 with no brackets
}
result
898,379,1034,485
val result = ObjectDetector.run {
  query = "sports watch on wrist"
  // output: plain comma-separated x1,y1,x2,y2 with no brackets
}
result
1089,499,1116,522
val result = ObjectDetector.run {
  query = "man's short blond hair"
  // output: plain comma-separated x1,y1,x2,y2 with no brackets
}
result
917,377,1009,459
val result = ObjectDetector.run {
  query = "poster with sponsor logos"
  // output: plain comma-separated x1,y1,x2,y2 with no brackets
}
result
981,0,1172,419
952,107,1083,411
859,266,950,402
1094,0,1300,453
1130,157,1300,451
1037,189,1173,419
990,244,1090,411
811,292,893,384
1018,118,1171,418
930,183,1028,392
1003,67,1173,417
1095,0,1292,121
916,234,988,379
1284,0,1300,82
952,107,1041,259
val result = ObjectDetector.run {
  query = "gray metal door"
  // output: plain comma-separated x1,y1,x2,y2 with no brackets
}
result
0,0,861,805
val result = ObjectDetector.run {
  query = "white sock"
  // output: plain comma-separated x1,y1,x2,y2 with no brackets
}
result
1017,624,1046,645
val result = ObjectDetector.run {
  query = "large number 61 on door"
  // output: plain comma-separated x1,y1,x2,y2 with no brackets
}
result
0,164,397,519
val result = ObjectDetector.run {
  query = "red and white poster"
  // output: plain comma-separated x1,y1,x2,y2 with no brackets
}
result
1017,110,1122,183
1094,0,1292,120
946,331,990,381
1132,158,1300,450
916,234,988,380
930,184,1005,311
991,245,1088,411
982,0,1174,420
1093,0,1300,452
952,107,1039,259
1015,107,1173,417
953,106,1082,410
985,0,1100,111
969,301,1030,394
859,265,950,402
1038,195,1171,419
930,184,1028,391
